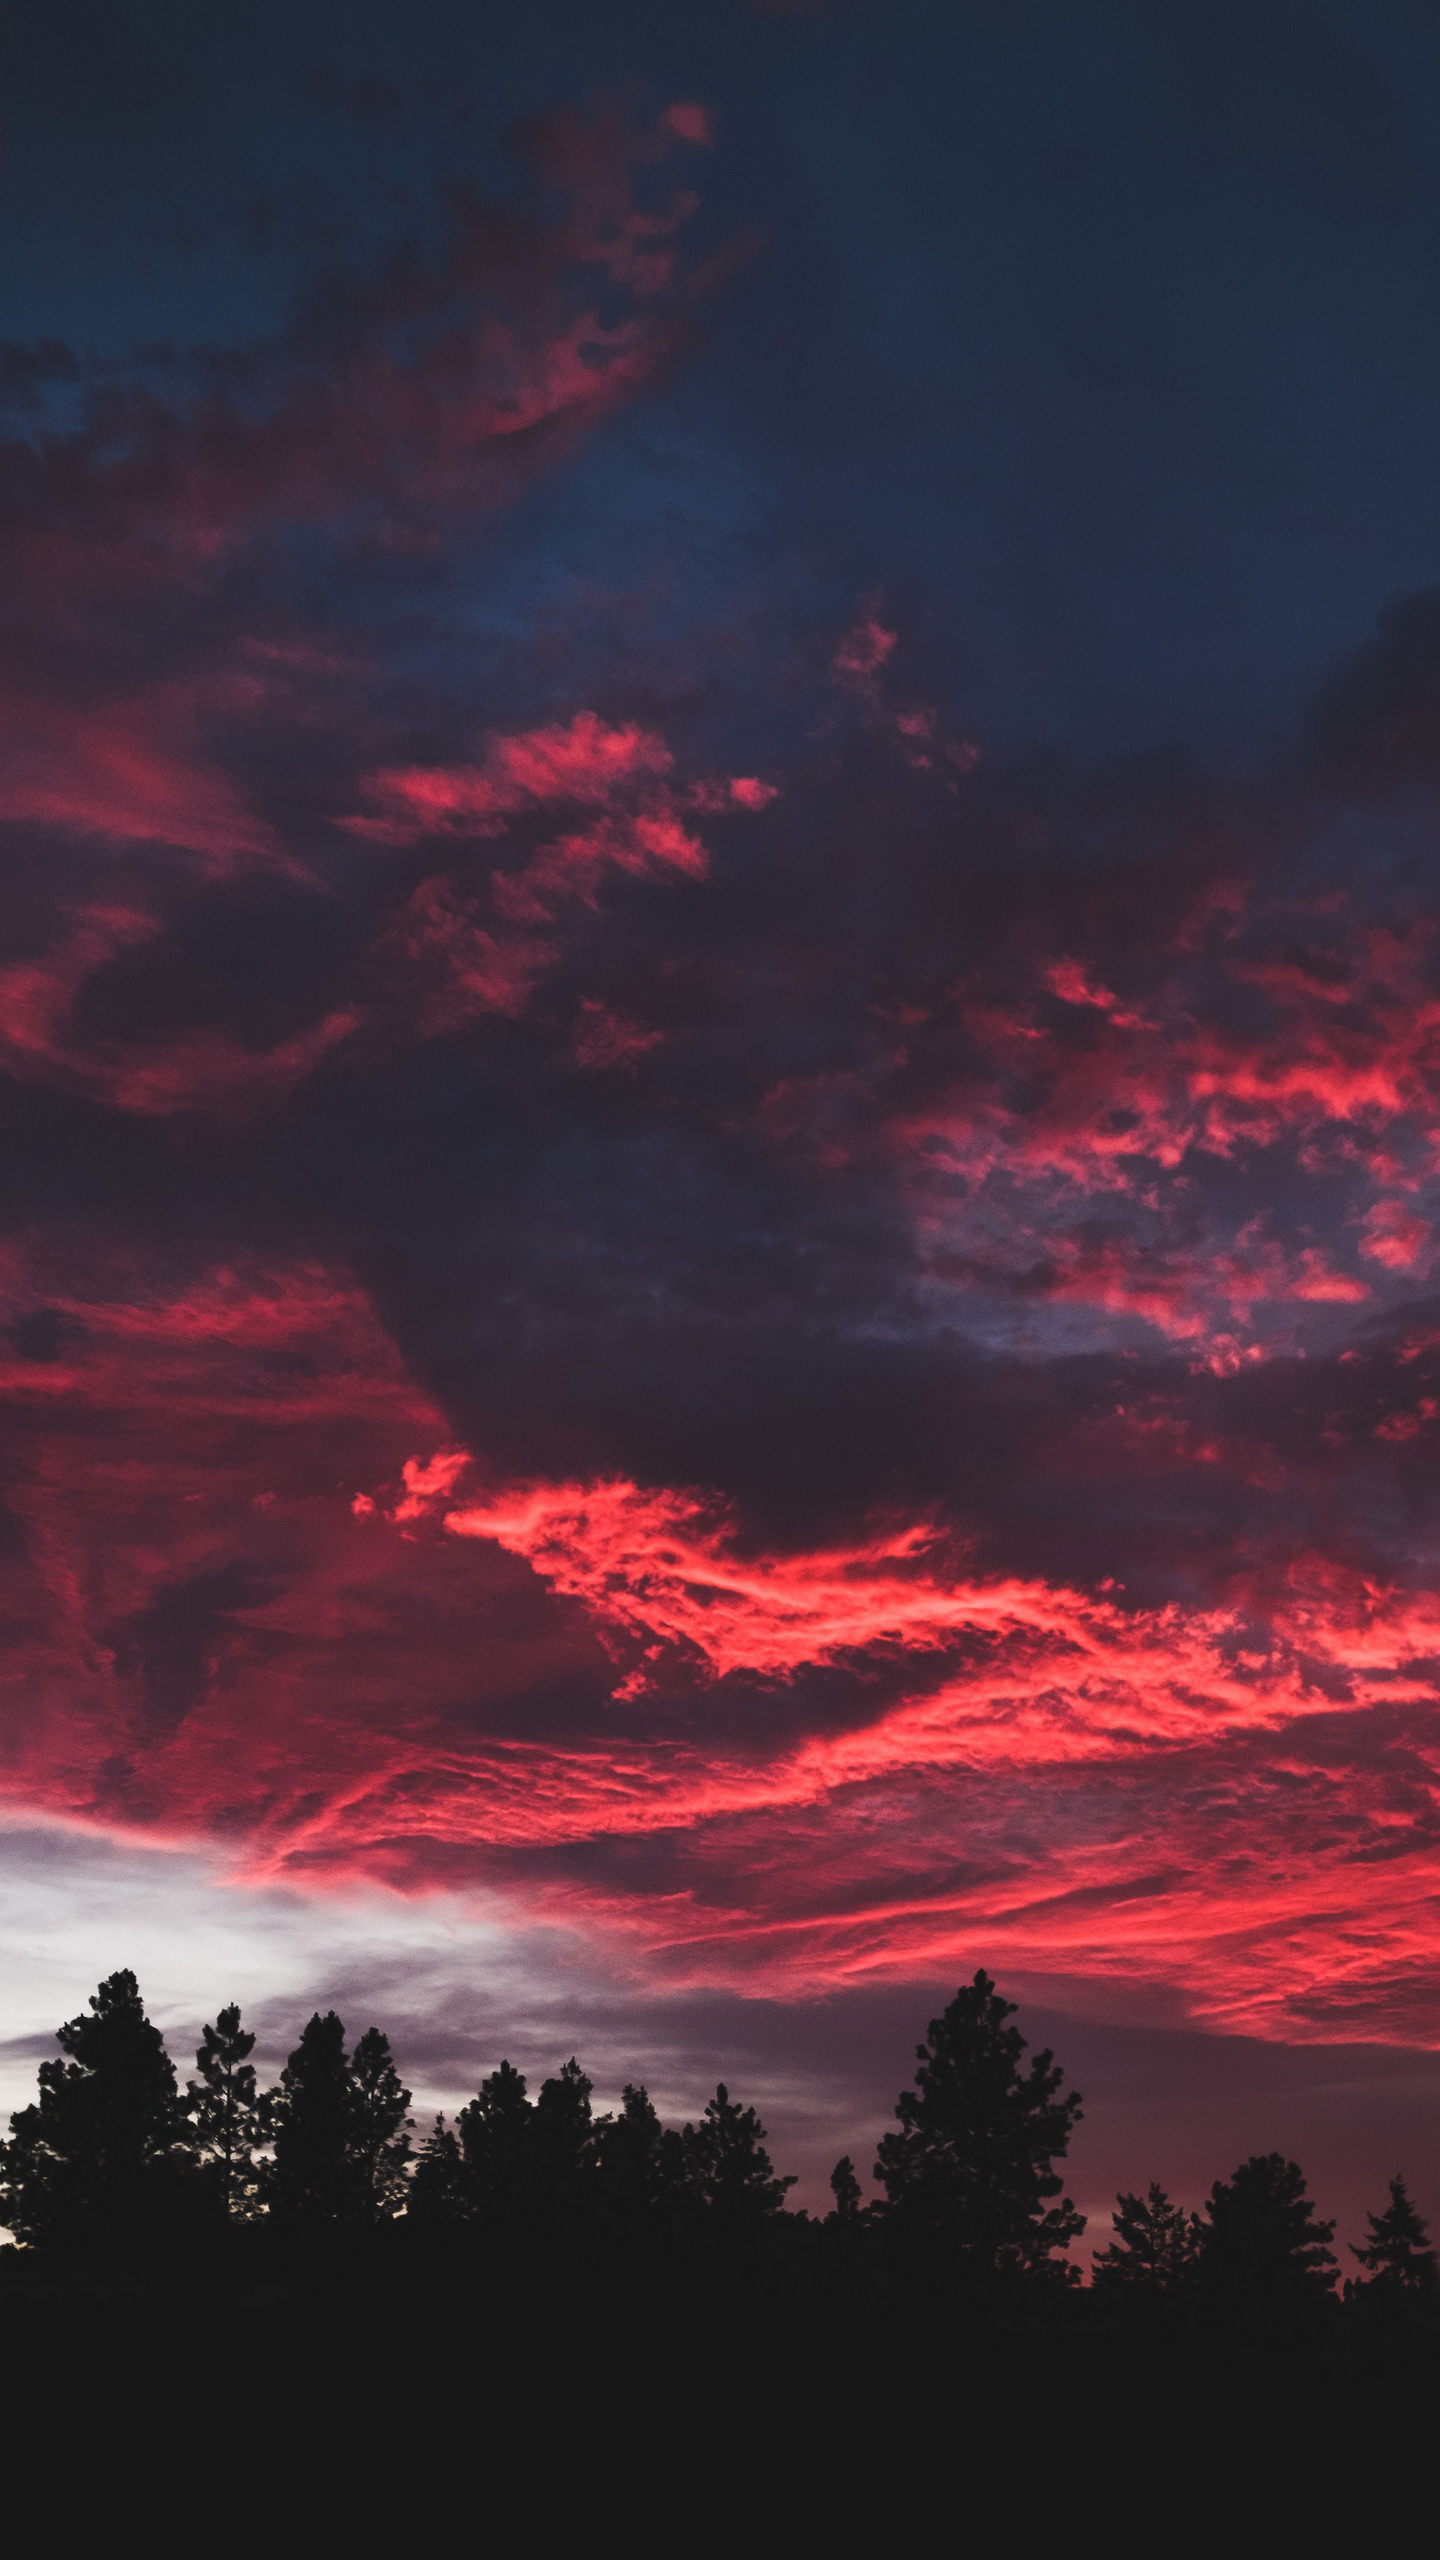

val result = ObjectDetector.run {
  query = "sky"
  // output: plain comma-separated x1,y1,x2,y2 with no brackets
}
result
5,0,1440,2243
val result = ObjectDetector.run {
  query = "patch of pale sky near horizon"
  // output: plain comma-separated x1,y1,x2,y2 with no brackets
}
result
0,1821,517,2114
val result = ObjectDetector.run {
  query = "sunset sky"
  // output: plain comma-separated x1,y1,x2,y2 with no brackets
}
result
5,0,1440,2238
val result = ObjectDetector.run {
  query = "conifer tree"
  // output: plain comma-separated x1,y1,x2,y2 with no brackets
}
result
268,2013,413,2225
679,2084,796,2224
409,2116,469,2223
592,2082,667,2217
875,1971,1084,2280
268,2011,366,2225
533,2058,594,2210
350,2027,413,2218
829,2155,863,2223
0,1970,191,2246
187,2005,268,2220
1200,2153,1337,2300
1350,2175,1439,2290
457,2061,534,2220
1091,2182,1202,2291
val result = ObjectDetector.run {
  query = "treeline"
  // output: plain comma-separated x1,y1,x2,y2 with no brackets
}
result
1,1966,1435,2314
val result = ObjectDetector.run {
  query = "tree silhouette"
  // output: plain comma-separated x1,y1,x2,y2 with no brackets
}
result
458,2061,534,2221
1350,2176,1439,2290
409,2115,468,2223
1201,2154,1338,2301
268,2012,366,2225
678,2084,796,2225
592,2082,668,2219
350,2027,413,2217
829,2155,863,2223
187,2005,268,2220
1091,2182,1202,2291
0,1970,190,2247
16,1957,1438,2344
533,2058,594,2212
875,1971,1084,2280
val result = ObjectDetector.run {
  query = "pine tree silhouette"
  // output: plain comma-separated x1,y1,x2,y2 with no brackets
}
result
592,2082,667,2218
409,2116,468,2223
829,2156,863,2223
1200,2154,1337,2301
0,1970,190,2247
1091,2183,1202,2291
533,2057,594,2216
457,2061,534,2221
679,2084,796,2224
875,1971,1084,2280
1350,2176,1439,2290
825,2160,855,2222
187,2005,268,2220
268,2012,366,2225
350,2027,413,2217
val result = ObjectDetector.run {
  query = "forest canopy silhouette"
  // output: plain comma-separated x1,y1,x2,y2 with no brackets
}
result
3,1966,1434,2336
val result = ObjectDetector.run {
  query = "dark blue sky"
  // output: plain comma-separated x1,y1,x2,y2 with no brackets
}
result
8,0,1440,758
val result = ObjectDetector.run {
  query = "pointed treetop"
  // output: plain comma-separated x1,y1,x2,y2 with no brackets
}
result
1351,2175,1439,2290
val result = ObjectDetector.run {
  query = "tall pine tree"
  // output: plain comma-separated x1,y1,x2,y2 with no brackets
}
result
533,2058,594,2216
0,1971,191,2247
350,2028,413,2218
187,2005,268,2220
828,2156,863,2224
875,1970,1084,2280
457,2061,534,2221
678,2085,796,2225
592,2083,668,2220
1200,2154,1337,2301
268,2012,365,2225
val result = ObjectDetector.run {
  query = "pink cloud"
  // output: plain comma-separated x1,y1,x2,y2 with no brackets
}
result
662,102,714,147
4,1229,1440,2042
352,713,678,845
570,999,666,1071
852,903,1440,1351
0,118,736,1121
1359,1198,1433,1271
832,605,982,775
0,686,273,866
833,616,898,687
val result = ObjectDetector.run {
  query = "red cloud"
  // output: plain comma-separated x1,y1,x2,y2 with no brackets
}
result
0,701,765,1109
0,114,734,1119
361,714,763,1049
0,684,275,865
1359,1197,1433,1272
662,102,714,147
832,605,981,775
9,322,1440,2078
0,107,715,572
351,714,679,845
4,1226,1440,2045
834,902,1440,1354
570,999,665,1072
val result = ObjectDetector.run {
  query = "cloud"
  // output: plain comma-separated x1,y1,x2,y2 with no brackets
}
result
851,894,1440,1359
4,83,1440,2069
0,109,733,1117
